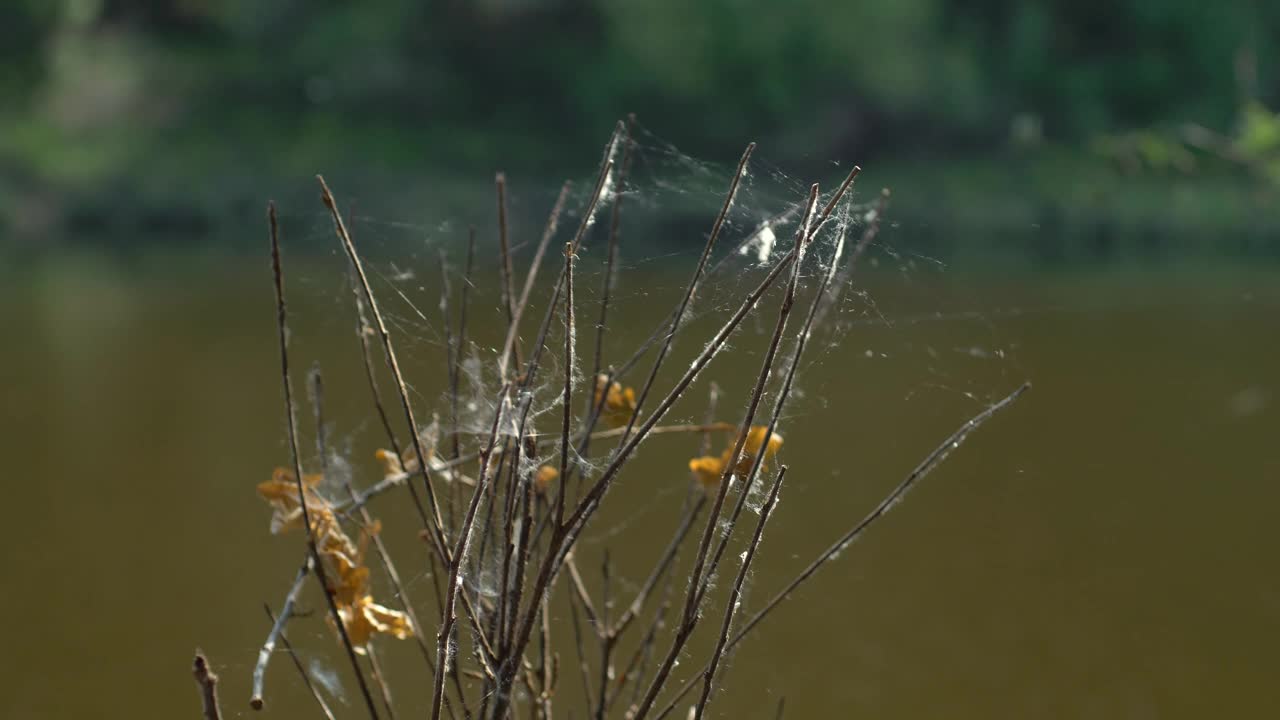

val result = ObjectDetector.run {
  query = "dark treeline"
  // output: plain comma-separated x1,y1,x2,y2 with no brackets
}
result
4,1,1278,165
3,1,1280,246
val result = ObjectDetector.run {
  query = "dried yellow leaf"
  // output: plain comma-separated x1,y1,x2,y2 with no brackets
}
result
259,464,412,653
689,456,724,489
730,425,783,478
594,374,638,428
336,596,414,653
257,468,328,534
374,448,404,476
688,426,783,491
533,465,559,495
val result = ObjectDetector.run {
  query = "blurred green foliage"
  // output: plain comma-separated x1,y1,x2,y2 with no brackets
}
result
6,1,1279,160
2,0,1279,240
1236,101,1280,183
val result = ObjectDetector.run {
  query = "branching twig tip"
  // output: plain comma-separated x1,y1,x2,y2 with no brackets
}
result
193,650,223,720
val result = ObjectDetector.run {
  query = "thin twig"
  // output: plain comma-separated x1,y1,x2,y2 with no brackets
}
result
269,202,381,720
567,579,598,712
513,162,609,401
502,436,538,657
505,191,811,716
613,142,755,450
590,114,635,390
311,368,451,715
192,651,223,720
537,598,556,718
264,606,338,720
318,176,451,564
514,124,621,397
593,548,614,720
684,181,815,610
617,559,678,713
250,558,311,709
693,465,789,718
496,172,523,374
353,285,404,461
611,494,706,638
630,185,819,720
500,153,862,720
431,384,509,720
497,181,572,383
495,240,582,711
451,228,476,462
367,645,400,720
439,247,460,486
695,181,862,609
650,382,1031,720
564,165,862,544
734,382,1033,650
555,242,577,532
494,434,520,660
487,142,616,670
483,129,623,718
332,327,452,682
312,367,405,718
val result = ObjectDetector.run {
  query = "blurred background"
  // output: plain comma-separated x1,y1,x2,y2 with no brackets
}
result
2,2,1278,719
3,0,1280,244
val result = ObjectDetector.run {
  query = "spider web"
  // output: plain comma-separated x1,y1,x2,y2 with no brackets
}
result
253,123,1027,711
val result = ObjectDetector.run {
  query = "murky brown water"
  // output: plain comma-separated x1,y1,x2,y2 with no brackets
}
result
2,248,1277,718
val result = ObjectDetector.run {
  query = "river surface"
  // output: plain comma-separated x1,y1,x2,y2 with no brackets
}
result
1,242,1277,718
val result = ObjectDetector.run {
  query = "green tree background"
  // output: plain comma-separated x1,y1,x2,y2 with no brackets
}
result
3,0,1278,241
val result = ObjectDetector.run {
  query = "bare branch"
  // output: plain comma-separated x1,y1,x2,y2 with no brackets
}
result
650,383,1031,720
498,180,573,382
693,465,789,718
250,558,310,709
264,606,337,720
192,651,223,720
630,185,819,720
431,384,510,720
269,202,381,720
317,177,451,564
